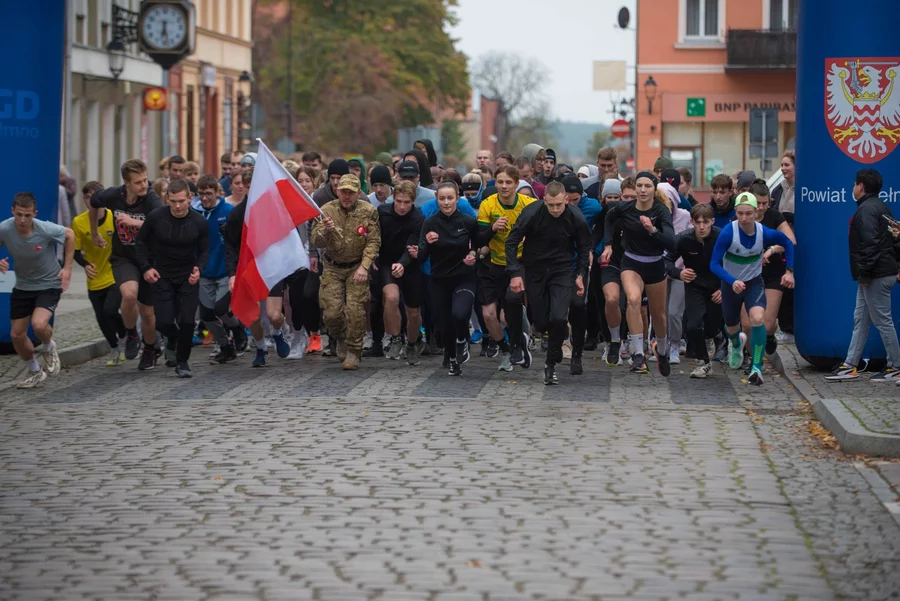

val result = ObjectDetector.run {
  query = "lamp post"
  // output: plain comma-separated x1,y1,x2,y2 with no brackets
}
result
107,39,126,80
644,76,657,115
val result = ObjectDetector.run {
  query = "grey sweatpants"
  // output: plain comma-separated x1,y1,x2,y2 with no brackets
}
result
667,278,685,344
845,275,900,366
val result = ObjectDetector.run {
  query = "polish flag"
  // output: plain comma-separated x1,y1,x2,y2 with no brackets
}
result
230,139,321,326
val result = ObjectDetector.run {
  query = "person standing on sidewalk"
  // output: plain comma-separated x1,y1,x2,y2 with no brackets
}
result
0,192,75,388
73,181,127,367
826,169,900,382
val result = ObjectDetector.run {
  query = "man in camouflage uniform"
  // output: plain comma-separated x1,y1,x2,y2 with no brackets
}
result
310,174,381,369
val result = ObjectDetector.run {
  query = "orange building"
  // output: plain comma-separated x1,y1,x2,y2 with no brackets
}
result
635,0,797,199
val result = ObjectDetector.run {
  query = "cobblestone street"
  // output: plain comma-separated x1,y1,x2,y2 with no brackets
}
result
1,349,899,601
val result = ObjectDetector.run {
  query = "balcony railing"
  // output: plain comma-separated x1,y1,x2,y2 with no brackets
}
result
726,29,796,70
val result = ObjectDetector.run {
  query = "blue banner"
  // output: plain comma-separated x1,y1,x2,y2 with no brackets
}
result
0,3,66,345
795,0,900,366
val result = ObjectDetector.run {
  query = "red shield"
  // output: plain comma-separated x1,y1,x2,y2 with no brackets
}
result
824,57,900,164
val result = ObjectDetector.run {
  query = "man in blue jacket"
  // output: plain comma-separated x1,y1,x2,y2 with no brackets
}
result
193,174,246,364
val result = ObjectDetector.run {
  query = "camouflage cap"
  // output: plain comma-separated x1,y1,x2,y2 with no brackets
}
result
338,174,361,192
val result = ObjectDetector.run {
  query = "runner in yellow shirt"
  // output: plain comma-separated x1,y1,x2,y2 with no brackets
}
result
476,164,537,371
73,182,126,366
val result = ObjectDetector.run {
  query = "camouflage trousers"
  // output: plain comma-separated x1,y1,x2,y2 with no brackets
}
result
319,263,369,353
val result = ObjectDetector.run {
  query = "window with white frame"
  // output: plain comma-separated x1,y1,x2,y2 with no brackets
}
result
685,0,721,40
769,0,797,31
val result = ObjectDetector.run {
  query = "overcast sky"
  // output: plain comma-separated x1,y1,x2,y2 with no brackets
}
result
449,0,637,125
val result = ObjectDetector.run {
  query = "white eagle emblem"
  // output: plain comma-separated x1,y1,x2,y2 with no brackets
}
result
825,57,900,163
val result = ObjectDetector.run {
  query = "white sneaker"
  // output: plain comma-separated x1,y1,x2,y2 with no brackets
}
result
288,328,309,360
690,363,711,379
669,346,681,365
208,342,221,358
679,339,687,355
775,330,794,344
42,343,61,377
363,331,373,350
17,368,47,389
620,339,631,358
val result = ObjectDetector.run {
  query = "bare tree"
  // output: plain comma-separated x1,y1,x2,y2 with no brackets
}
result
471,52,553,152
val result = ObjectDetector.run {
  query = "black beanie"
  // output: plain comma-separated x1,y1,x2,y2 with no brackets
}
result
561,174,583,195
327,159,350,178
660,168,681,190
369,165,392,186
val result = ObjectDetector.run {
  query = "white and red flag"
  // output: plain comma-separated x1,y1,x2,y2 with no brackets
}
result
231,139,321,326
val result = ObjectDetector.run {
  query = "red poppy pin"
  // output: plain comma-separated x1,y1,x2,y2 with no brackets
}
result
35,245,42,251
356,225,368,237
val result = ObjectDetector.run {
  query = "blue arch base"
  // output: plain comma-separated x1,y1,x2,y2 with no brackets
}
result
795,0,900,369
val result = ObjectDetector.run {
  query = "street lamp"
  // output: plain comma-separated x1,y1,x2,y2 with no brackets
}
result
644,76,658,115
107,39,126,80
239,70,254,84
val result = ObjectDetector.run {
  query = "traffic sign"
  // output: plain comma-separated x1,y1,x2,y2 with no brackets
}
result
611,119,630,138
625,157,635,170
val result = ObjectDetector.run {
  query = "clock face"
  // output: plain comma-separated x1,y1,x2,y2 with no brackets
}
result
141,4,187,51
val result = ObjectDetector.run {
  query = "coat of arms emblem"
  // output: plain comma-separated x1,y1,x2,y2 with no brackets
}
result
825,57,900,163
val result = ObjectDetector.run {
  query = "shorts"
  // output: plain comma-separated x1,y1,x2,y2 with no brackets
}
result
10,288,62,320
721,275,766,327
600,264,621,288
268,279,285,298
477,261,510,306
763,268,786,292
620,255,667,285
111,257,154,306
199,276,230,308
375,263,423,308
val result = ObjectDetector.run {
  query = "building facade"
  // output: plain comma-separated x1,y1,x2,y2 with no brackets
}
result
65,0,253,188
635,0,797,198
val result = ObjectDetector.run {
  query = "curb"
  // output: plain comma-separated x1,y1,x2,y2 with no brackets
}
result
0,338,109,393
779,344,900,458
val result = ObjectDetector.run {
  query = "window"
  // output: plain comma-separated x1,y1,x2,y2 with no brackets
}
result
685,0,720,40
769,0,797,31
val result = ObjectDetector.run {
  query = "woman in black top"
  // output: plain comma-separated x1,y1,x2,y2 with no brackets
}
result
601,172,676,376
744,179,797,356
416,182,486,375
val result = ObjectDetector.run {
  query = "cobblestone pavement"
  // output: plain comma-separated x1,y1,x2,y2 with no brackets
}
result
782,345,900,437
2,346,899,601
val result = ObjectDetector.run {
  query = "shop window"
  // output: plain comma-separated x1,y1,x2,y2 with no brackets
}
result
703,122,742,186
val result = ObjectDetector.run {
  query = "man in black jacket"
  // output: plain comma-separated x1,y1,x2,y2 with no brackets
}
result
827,168,900,382
505,181,592,385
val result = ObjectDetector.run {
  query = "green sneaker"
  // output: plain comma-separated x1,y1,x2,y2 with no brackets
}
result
728,333,747,370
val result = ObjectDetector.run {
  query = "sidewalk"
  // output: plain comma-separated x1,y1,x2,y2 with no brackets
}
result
0,269,108,389
780,343,900,459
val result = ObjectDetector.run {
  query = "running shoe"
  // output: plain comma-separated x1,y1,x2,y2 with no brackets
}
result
363,344,385,358
456,340,470,365
630,354,649,374
606,340,621,366
668,346,680,365
138,347,157,371
543,363,559,385
679,339,688,355
40,343,60,377
233,328,249,355
208,343,221,358
471,330,484,344
386,336,404,360
485,339,499,359
306,332,322,353
448,360,462,376
175,361,193,378
211,344,238,365
653,341,671,377
124,332,141,360
498,352,514,372
690,362,712,379
570,353,583,375
713,339,728,364
766,335,778,355
824,363,859,381
407,339,425,366
620,338,631,358
363,331,374,351
510,344,524,365
17,368,47,389
728,333,748,370
288,329,309,360
164,348,177,368
520,334,533,368
775,330,794,344
870,367,900,382
748,367,764,386
323,337,335,357
272,333,290,359
252,348,268,367
584,335,599,351
106,346,125,367
202,332,215,346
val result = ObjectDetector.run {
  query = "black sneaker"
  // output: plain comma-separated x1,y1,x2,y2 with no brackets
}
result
765,335,778,355
543,363,558,385
606,340,621,366
510,344,524,365
124,333,141,360
442,352,451,369
825,362,860,381
630,354,648,374
137,347,157,371
175,361,193,378
520,334,533,368
870,367,900,383
485,339,499,359
211,344,238,365
456,340,470,365
448,360,461,376
363,345,384,358
584,335,599,351
653,341,671,377
232,327,249,355
570,353,583,375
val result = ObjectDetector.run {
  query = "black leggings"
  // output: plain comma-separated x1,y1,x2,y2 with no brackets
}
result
88,285,125,348
154,276,200,363
287,269,317,332
303,270,322,333
431,274,477,353
585,260,603,339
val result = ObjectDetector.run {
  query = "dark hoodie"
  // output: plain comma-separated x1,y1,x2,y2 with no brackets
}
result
712,196,736,229
348,157,369,195
415,139,438,169
406,148,434,188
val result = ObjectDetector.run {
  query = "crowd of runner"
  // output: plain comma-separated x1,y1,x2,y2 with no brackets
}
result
2,144,807,388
